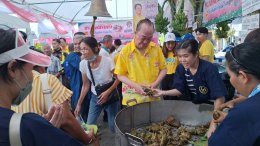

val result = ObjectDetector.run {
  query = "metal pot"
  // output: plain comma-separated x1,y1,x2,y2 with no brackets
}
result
115,100,213,146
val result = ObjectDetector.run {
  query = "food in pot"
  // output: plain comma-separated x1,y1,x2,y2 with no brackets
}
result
130,115,209,146
165,115,181,127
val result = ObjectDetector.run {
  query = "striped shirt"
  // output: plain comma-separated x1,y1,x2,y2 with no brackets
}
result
185,69,197,95
12,71,72,116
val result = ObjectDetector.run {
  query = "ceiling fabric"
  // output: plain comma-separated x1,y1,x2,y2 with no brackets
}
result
1,0,133,23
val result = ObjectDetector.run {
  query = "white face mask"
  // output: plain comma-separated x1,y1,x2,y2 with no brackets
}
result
12,70,32,105
87,55,97,62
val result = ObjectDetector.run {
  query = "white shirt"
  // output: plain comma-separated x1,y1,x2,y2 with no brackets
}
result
80,56,114,95
99,48,110,57
111,45,125,60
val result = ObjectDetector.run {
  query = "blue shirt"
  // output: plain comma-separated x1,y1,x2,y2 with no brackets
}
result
209,92,260,146
65,52,82,109
0,107,83,146
173,59,227,103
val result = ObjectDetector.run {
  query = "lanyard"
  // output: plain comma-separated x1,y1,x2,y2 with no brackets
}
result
248,84,260,98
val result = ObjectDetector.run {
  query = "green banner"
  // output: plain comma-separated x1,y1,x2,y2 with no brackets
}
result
203,0,242,26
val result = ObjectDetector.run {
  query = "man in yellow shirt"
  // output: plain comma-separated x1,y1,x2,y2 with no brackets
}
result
60,38,69,54
195,27,214,63
133,3,145,31
115,19,167,106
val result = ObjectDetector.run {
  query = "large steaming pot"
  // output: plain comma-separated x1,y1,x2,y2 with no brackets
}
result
115,100,213,146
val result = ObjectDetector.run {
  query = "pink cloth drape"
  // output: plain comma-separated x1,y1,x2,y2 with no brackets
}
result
42,14,68,35
2,0,38,22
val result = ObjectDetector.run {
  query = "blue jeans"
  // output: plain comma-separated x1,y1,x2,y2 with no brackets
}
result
87,93,119,132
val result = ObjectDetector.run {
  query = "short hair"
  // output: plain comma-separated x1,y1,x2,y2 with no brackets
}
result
74,32,85,36
134,3,142,9
176,39,199,55
103,35,113,43
136,18,154,32
195,27,208,34
73,34,85,41
244,28,260,43
59,38,66,42
52,38,61,44
42,44,51,50
114,39,122,46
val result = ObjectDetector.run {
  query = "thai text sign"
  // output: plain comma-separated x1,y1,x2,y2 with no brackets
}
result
242,0,260,16
78,20,133,44
203,0,242,26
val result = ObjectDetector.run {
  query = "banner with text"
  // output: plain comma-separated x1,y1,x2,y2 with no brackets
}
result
132,0,158,43
203,0,242,26
78,20,134,44
242,0,260,16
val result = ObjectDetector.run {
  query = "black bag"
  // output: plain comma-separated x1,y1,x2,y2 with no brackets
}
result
88,62,119,106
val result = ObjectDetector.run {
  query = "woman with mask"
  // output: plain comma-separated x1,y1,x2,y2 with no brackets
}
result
0,28,83,145
74,37,120,132
154,39,227,138
208,43,260,146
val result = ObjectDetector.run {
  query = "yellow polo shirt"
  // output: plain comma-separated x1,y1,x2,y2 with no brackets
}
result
133,15,145,31
199,40,214,63
114,40,166,106
61,46,69,64
12,71,72,116
166,52,179,74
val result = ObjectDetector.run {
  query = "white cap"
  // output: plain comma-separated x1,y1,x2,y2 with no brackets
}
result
164,32,176,42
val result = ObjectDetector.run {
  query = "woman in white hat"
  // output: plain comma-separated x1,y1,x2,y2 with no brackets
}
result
161,32,179,100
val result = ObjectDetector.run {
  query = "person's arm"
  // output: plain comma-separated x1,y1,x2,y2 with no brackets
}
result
118,75,146,95
154,64,186,98
21,113,84,146
98,70,121,105
220,94,247,109
61,100,95,145
207,96,225,137
150,69,167,88
74,73,90,116
150,46,167,88
155,88,182,97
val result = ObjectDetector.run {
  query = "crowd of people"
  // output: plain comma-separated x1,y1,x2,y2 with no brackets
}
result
0,19,260,146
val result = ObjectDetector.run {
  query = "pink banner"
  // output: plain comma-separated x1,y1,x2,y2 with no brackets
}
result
203,0,242,24
132,0,158,44
41,14,69,35
78,20,134,44
2,0,38,22
33,37,72,45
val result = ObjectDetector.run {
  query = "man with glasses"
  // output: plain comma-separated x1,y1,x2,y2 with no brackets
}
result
114,19,166,106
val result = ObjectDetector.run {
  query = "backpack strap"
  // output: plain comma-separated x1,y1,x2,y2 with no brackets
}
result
40,73,53,111
9,113,23,146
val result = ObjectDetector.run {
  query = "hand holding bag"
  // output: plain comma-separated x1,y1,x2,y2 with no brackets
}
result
88,62,119,106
